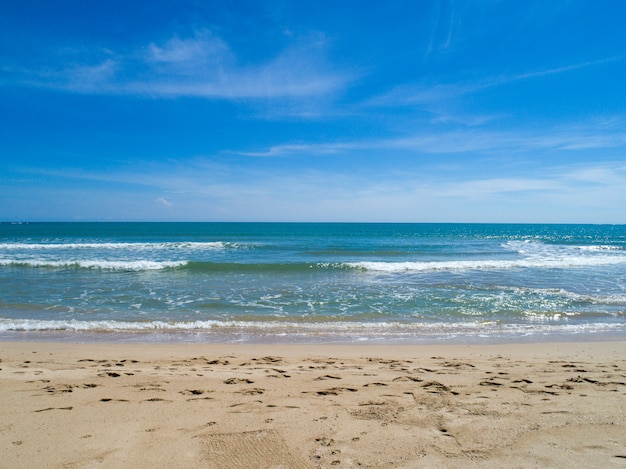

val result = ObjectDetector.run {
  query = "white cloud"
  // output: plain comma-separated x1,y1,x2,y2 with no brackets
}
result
232,117,626,157
67,59,118,90
236,142,357,157
9,30,352,100
146,32,231,67
370,56,624,109
156,197,173,207
8,156,626,222
436,177,562,198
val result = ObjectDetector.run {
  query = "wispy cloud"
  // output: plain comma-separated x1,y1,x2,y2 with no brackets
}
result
426,0,463,57
5,30,353,100
370,56,624,108
8,154,626,222
232,117,626,157
156,197,173,207
235,142,357,157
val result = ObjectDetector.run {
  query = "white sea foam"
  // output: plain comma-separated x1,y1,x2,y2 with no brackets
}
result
502,240,623,255
1,318,623,339
504,286,626,305
0,241,236,250
0,259,187,270
348,240,626,273
574,245,623,251
348,257,626,272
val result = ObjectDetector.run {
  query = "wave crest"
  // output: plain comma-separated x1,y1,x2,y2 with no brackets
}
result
0,259,187,271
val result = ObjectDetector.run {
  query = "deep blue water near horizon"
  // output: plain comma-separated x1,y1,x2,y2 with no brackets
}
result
0,222,624,344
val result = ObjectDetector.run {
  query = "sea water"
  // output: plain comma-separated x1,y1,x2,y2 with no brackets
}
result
0,222,624,343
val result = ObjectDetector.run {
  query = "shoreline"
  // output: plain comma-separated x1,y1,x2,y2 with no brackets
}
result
2,338,625,359
1,324,625,346
2,339,625,468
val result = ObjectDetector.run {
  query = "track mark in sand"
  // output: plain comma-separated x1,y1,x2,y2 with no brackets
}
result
545,383,574,390
224,377,254,385
393,375,423,383
179,389,214,401
421,381,452,394
305,358,337,366
311,387,358,396
479,380,504,387
567,376,626,387
42,384,73,394
229,400,263,408
200,358,230,366
134,382,166,392
316,437,334,447
237,387,265,395
59,450,117,468
313,437,344,467
442,361,475,369
43,383,99,394
516,388,559,396
180,389,208,396
34,406,73,412
201,429,310,469
367,357,411,366
349,400,405,424
252,356,285,365
315,375,342,381
266,368,291,378
139,387,166,392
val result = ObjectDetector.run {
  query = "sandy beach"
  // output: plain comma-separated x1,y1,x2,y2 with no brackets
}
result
1,340,624,468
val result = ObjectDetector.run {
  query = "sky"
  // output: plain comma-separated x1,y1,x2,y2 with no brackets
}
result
1,0,626,223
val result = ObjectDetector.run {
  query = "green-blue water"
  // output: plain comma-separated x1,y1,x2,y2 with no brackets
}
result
1,222,625,343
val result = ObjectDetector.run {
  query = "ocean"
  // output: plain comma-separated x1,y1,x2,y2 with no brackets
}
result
0,222,624,344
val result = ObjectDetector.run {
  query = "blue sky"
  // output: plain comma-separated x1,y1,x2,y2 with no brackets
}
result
1,0,626,222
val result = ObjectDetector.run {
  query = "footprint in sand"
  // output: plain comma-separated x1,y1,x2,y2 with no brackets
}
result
237,388,265,395
224,378,254,384
180,389,206,395
206,359,230,365
34,406,73,412
265,368,290,378
252,356,285,365
421,381,455,394
314,387,358,396
393,375,423,383
315,375,342,381
43,383,99,394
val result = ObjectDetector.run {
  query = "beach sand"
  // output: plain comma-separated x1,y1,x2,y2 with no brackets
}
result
1,340,625,468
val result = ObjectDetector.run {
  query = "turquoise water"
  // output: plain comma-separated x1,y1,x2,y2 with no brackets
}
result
0,222,625,343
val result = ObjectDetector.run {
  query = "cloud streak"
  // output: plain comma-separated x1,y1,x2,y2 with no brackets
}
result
5,30,352,100
10,153,625,222
370,56,624,108
233,117,626,157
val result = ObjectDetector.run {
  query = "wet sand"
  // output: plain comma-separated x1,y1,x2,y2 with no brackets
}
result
1,340,625,468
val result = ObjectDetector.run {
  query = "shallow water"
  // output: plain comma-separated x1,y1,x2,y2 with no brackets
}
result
1,222,625,343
